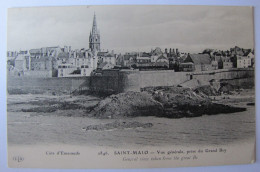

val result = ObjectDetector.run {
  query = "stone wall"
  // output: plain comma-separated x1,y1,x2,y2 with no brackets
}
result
90,70,190,93
191,68,254,82
23,70,52,78
8,68,254,95
89,76,119,93
7,76,89,94
221,77,255,89
89,68,254,94
139,70,188,88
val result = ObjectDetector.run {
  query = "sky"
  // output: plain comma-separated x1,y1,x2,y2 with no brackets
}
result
7,5,254,53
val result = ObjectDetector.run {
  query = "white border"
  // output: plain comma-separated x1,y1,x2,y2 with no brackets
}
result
0,0,259,172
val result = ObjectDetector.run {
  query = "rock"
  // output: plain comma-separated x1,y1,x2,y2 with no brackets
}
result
82,121,153,131
193,85,220,96
21,106,57,113
89,86,246,119
218,83,239,94
91,91,164,118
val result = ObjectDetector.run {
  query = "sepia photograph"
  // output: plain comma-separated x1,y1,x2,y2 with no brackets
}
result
6,5,255,169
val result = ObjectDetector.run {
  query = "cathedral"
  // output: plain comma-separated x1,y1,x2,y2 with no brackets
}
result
89,13,100,53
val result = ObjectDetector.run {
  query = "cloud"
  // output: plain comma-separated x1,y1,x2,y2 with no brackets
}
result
7,6,254,53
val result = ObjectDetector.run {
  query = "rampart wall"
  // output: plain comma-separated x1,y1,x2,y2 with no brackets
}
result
7,76,89,94
23,70,53,78
7,68,254,95
190,68,254,82
89,69,254,93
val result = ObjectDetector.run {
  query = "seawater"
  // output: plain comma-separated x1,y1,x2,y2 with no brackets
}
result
7,94,255,148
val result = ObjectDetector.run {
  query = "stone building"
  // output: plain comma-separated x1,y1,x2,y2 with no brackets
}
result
184,54,213,72
151,47,163,62
14,54,27,72
14,51,30,72
97,51,116,65
97,62,115,71
237,56,251,68
30,56,52,71
7,51,18,66
222,57,233,69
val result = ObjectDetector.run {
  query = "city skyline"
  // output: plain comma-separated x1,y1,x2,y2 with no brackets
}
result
7,6,254,53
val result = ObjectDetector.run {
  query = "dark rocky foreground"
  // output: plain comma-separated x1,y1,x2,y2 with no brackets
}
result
88,86,246,119
19,85,248,119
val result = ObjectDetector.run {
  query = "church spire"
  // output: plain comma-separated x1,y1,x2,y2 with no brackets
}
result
92,12,98,34
89,12,100,53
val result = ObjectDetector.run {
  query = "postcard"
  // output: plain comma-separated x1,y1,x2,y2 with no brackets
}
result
7,5,255,168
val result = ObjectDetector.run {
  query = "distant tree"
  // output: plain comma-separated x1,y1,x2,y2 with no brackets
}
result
202,49,214,55
131,64,137,69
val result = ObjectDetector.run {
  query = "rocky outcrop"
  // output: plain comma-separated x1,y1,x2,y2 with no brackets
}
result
91,91,164,118
193,85,220,96
89,86,246,119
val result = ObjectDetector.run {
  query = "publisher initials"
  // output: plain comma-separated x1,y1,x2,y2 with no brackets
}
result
12,156,24,163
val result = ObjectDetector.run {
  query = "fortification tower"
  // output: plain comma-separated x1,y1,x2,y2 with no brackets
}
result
89,13,100,53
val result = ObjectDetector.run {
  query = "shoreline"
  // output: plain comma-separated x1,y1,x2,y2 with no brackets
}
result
86,86,253,119
7,88,255,147
211,88,255,107
7,87,255,119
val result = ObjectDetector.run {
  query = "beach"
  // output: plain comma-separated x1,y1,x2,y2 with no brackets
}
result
7,89,255,148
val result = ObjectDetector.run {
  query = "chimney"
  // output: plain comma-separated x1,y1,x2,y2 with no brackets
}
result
64,46,68,53
73,51,76,58
176,48,179,55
